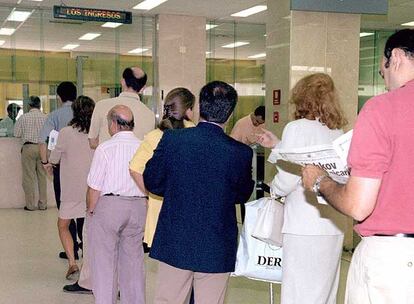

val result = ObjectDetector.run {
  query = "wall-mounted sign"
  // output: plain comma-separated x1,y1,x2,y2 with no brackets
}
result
291,0,387,15
53,6,132,24
273,89,281,105
273,111,279,123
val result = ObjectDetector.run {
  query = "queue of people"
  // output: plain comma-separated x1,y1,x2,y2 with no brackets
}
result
5,27,414,304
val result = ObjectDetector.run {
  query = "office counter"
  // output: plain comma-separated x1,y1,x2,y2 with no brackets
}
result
0,138,55,208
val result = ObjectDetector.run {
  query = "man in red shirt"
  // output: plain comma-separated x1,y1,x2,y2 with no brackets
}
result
303,29,414,303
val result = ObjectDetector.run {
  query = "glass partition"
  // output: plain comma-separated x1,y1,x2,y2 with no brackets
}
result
358,30,394,112
206,21,266,132
0,4,154,123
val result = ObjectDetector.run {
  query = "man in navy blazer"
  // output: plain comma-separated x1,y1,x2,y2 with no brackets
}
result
143,81,254,304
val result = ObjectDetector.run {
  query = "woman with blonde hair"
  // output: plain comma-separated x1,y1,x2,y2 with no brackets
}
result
258,73,347,304
129,87,195,249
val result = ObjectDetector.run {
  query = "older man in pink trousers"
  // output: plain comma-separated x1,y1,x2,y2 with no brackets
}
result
86,105,147,304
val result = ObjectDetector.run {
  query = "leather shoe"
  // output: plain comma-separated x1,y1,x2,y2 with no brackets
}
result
59,251,79,260
63,282,92,294
24,207,35,211
66,264,79,280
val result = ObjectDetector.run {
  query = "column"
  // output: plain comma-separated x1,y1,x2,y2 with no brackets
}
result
155,14,206,121
265,2,361,249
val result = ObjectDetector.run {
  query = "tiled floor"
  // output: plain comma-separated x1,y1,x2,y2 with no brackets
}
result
0,208,351,303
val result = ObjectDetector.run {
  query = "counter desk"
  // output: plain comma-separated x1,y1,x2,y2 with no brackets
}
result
0,137,56,208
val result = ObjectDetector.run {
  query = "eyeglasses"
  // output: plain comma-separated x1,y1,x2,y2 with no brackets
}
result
378,70,384,79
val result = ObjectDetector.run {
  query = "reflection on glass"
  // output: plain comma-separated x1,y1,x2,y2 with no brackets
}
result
0,5,155,123
206,21,266,132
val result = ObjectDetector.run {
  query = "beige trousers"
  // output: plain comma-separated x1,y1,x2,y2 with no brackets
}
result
21,144,47,210
153,261,230,304
346,236,414,304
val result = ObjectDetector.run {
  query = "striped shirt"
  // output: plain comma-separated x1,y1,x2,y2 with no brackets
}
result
87,131,144,197
39,102,73,143
14,109,47,143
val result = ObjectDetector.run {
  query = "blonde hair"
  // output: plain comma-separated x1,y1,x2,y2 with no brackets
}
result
291,73,347,130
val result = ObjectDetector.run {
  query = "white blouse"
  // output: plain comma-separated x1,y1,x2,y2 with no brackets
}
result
269,118,346,236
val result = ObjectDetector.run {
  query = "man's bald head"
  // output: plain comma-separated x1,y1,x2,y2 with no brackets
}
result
122,67,147,93
107,105,135,135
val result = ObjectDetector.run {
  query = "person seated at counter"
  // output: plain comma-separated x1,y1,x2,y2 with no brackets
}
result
230,105,265,146
0,103,21,137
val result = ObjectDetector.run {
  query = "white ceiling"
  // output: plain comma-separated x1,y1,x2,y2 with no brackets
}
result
0,0,268,23
0,0,413,59
0,0,267,59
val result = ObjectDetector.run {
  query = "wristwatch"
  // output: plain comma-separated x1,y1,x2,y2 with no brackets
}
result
312,174,329,195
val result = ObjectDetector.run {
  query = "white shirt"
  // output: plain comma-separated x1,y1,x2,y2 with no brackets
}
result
87,131,144,197
269,118,346,235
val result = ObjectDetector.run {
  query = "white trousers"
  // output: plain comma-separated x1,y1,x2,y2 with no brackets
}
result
281,233,344,304
346,236,414,304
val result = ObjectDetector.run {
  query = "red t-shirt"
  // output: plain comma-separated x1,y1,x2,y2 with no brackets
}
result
348,79,414,236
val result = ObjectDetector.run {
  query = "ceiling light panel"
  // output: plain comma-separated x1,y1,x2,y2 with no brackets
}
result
128,48,149,54
359,32,374,37
79,33,101,40
133,0,168,10
231,5,267,18
402,21,414,26
248,53,266,59
206,24,218,30
102,22,123,28
7,10,32,22
0,28,16,36
222,41,250,48
62,44,79,50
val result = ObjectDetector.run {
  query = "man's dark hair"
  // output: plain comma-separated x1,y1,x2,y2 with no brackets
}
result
384,29,414,68
7,103,21,121
123,67,147,92
28,96,41,109
57,81,77,103
254,105,265,120
199,81,238,124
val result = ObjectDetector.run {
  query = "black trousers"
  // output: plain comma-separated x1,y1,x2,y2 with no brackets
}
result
53,165,84,252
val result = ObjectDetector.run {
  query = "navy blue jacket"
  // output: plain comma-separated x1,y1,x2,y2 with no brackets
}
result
143,122,254,273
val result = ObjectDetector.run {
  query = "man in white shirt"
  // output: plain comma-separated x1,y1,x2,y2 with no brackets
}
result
88,67,155,149
87,105,147,304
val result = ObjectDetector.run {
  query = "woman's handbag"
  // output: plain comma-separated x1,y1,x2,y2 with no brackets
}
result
251,194,284,247
233,198,283,283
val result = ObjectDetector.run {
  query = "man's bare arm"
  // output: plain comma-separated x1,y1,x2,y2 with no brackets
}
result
88,137,99,150
39,142,48,163
130,170,147,194
86,186,101,214
302,165,381,221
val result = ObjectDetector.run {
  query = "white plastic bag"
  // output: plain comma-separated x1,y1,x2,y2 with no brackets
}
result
251,196,284,247
233,199,283,283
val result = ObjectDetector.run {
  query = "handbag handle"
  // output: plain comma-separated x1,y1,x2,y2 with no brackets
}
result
270,188,284,204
